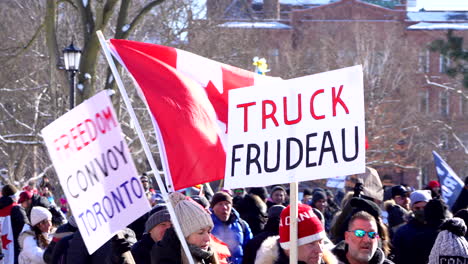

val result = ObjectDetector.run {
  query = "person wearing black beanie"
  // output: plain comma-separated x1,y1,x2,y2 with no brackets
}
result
411,198,451,264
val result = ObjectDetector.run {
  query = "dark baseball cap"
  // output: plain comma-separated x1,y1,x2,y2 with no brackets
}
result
391,185,410,198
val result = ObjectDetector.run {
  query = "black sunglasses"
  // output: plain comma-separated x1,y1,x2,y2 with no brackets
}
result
348,229,379,239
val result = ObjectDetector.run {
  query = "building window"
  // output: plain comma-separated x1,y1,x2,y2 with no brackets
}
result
418,50,429,72
439,133,449,150
268,48,279,70
461,96,468,115
419,90,429,114
440,91,449,117
439,54,450,73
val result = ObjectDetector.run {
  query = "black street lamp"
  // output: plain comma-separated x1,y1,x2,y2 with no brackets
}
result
63,41,81,109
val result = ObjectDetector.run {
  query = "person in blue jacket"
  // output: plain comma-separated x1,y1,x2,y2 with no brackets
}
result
210,191,252,264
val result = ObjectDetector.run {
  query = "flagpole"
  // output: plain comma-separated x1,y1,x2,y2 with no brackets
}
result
96,30,195,264
289,181,298,263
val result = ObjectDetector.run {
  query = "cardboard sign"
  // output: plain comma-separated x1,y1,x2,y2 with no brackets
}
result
42,91,150,254
225,65,365,189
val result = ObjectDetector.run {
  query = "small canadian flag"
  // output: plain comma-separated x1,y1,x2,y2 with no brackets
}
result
0,203,16,264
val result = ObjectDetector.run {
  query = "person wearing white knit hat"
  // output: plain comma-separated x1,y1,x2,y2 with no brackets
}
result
151,192,230,264
18,206,53,264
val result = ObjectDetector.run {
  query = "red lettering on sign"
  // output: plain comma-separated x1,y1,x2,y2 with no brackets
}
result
262,100,279,129
237,102,256,132
284,94,302,125
310,89,325,120
332,85,349,116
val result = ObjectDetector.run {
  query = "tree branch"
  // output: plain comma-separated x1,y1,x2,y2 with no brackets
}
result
424,74,468,100
121,0,165,39
0,134,42,145
5,22,44,64
0,103,33,131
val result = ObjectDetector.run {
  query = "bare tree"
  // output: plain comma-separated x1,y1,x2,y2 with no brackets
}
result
0,0,201,187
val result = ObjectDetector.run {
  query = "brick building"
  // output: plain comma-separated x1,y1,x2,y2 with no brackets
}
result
191,0,468,188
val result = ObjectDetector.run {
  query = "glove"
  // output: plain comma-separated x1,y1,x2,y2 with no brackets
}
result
110,235,132,264
353,182,364,197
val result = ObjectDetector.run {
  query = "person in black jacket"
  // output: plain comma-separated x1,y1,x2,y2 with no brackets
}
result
411,198,451,264
131,205,171,264
332,211,394,264
66,228,136,264
1,184,29,264
234,188,268,236
18,191,66,227
242,205,284,264
43,216,78,264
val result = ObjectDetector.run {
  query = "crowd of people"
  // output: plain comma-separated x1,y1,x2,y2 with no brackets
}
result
1,172,467,264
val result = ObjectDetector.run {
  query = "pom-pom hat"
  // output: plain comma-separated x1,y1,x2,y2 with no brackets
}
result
279,203,325,250
169,192,213,238
428,218,468,264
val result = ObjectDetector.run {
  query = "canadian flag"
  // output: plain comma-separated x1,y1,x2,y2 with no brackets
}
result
108,40,276,191
0,203,16,264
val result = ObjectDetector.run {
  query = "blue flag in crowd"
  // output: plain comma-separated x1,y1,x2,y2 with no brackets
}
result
432,151,464,208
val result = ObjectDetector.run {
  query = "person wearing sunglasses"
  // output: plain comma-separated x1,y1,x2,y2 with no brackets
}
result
332,211,394,264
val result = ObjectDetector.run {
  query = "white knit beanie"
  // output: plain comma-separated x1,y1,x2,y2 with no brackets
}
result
428,218,468,264
169,192,213,238
31,206,52,226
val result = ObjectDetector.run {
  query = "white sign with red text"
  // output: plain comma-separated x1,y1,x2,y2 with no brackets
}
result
41,91,150,254
225,65,365,189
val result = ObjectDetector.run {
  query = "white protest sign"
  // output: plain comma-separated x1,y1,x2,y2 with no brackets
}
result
41,91,150,254
225,65,365,189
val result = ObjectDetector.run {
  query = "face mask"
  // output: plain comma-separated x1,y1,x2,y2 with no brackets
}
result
413,210,425,224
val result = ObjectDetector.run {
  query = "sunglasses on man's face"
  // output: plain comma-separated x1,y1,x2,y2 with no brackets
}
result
348,229,379,239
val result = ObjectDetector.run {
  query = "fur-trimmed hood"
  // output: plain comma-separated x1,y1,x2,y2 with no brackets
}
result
383,200,396,212
255,236,284,264
255,235,338,264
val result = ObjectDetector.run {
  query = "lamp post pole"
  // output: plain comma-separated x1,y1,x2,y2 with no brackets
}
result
69,70,76,109
63,41,81,109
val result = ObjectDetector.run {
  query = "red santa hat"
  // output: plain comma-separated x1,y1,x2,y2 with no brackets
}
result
279,203,326,250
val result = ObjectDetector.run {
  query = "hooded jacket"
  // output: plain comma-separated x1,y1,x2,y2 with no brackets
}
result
210,208,252,264
18,225,51,264
255,235,337,264
234,193,267,236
